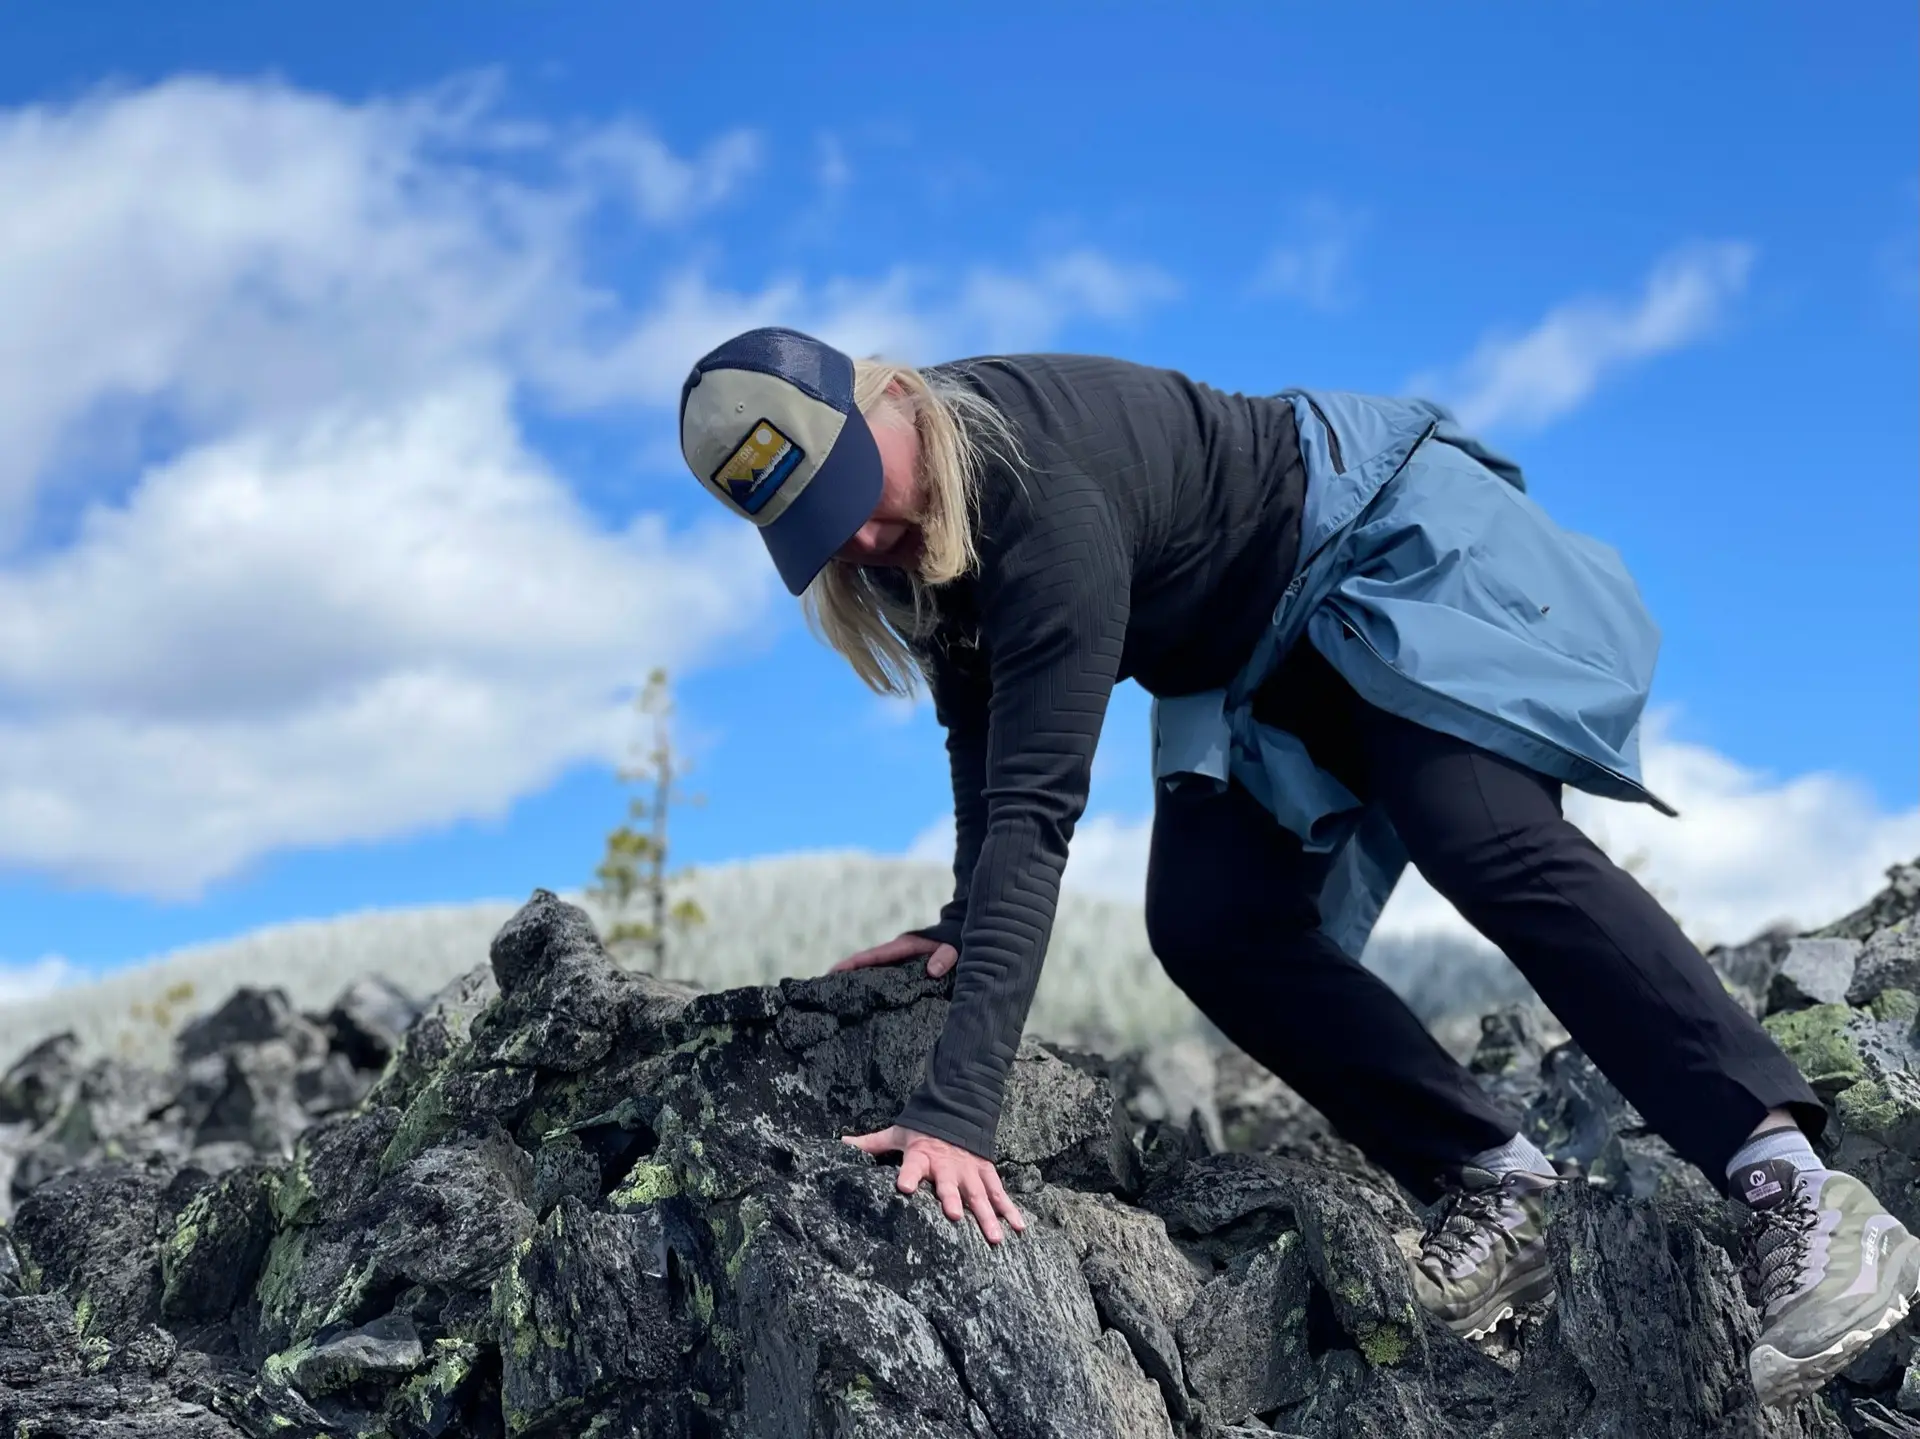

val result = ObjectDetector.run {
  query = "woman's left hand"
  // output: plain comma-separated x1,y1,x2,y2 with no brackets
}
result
830,932,958,979
842,1123,1027,1246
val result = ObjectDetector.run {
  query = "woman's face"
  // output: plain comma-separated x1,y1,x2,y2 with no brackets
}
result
834,396,925,569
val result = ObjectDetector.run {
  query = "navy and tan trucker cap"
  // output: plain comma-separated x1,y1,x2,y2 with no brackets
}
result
679,327,883,596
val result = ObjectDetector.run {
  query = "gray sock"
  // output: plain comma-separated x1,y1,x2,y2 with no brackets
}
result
1470,1131,1556,1179
1725,1125,1822,1189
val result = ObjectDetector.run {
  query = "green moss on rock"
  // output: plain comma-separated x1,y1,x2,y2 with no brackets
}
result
254,1227,381,1349
78,1332,112,1374
1763,1004,1868,1096
273,1143,323,1227
1837,1071,1920,1149
380,1072,455,1177
607,1161,680,1209
839,1372,879,1413
724,1196,770,1282
1358,1322,1410,1367
388,1338,479,1429
491,1234,540,1365
688,1270,715,1328
261,1338,316,1389
1872,988,1920,1024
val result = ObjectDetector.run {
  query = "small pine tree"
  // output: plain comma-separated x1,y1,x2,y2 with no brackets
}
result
589,667,707,971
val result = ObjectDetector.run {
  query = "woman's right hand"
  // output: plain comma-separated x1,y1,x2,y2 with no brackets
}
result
831,931,958,979
842,1123,1025,1245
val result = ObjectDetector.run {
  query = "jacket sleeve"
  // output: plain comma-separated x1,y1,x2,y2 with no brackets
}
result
892,474,1131,1158
905,639,990,953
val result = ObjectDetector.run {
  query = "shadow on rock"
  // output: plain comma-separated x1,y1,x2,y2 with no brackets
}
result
0,861,1916,1437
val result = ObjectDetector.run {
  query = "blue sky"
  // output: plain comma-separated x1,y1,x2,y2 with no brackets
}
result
0,1,1915,988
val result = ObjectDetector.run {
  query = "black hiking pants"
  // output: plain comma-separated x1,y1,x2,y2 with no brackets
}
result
1143,637,1824,1204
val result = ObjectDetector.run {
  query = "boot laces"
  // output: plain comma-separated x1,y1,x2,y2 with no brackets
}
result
1419,1180,1514,1267
1741,1186,1819,1316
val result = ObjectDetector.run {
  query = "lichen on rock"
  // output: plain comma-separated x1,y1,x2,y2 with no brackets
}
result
0,865,1918,1435
1765,1003,1870,1097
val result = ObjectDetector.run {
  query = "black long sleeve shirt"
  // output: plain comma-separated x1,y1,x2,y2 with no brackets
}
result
873,354,1307,1159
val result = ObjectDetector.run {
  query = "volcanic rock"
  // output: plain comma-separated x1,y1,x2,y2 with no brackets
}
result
0,867,1915,1435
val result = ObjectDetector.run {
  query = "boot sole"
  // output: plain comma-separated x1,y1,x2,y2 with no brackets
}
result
1462,1292,1555,1343
1750,1237,1920,1409
1449,1264,1558,1342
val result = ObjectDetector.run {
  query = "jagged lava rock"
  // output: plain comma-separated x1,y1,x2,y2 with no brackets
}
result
1772,939,1865,1012
0,863,1915,1435
325,975,425,1071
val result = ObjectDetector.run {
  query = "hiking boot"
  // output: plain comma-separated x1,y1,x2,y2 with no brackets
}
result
1405,1165,1558,1340
1739,1157,1920,1408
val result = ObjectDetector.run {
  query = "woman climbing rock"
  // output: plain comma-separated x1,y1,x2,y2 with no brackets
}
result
677,324,1915,1409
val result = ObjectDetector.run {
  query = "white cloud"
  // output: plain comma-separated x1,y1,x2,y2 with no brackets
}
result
1557,716,1920,948
952,251,1181,355
0,73,749,533
0,75,578,535
528,265,952,411
565,121,761,224
1060,812,1155,899
6,75,1143,516
904,711,1920,953
0,378,772,897
1250,198,1367,311
1375,718,1920,951
534,254,1180,412
0,955,76,1006
0,75,789,896
907,814,954,866
1411,241,1756,432
0,74,1184,900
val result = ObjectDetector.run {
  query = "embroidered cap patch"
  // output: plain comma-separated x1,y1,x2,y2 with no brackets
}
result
712,418,805,515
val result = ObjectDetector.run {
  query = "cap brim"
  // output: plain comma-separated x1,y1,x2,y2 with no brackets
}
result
761,405,885,596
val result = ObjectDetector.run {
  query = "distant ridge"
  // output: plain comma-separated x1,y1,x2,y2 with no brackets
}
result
0,849,1524,1068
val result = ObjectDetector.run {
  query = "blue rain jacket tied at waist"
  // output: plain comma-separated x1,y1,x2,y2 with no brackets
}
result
1148,389,1676,962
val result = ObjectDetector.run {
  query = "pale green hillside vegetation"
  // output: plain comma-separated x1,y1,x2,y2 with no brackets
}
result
0,851,1520,1070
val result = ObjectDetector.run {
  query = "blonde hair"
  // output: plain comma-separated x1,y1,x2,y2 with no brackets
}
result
800,359,1023,697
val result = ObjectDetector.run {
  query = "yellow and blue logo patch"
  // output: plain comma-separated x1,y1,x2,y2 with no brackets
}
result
712,418,805,515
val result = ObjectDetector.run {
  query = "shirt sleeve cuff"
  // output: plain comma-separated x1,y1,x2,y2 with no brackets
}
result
893,1097,997,1161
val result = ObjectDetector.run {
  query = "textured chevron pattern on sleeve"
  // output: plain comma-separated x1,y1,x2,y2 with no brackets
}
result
870,352,1307,1158
893,468,1132,1156
905,640,990,953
